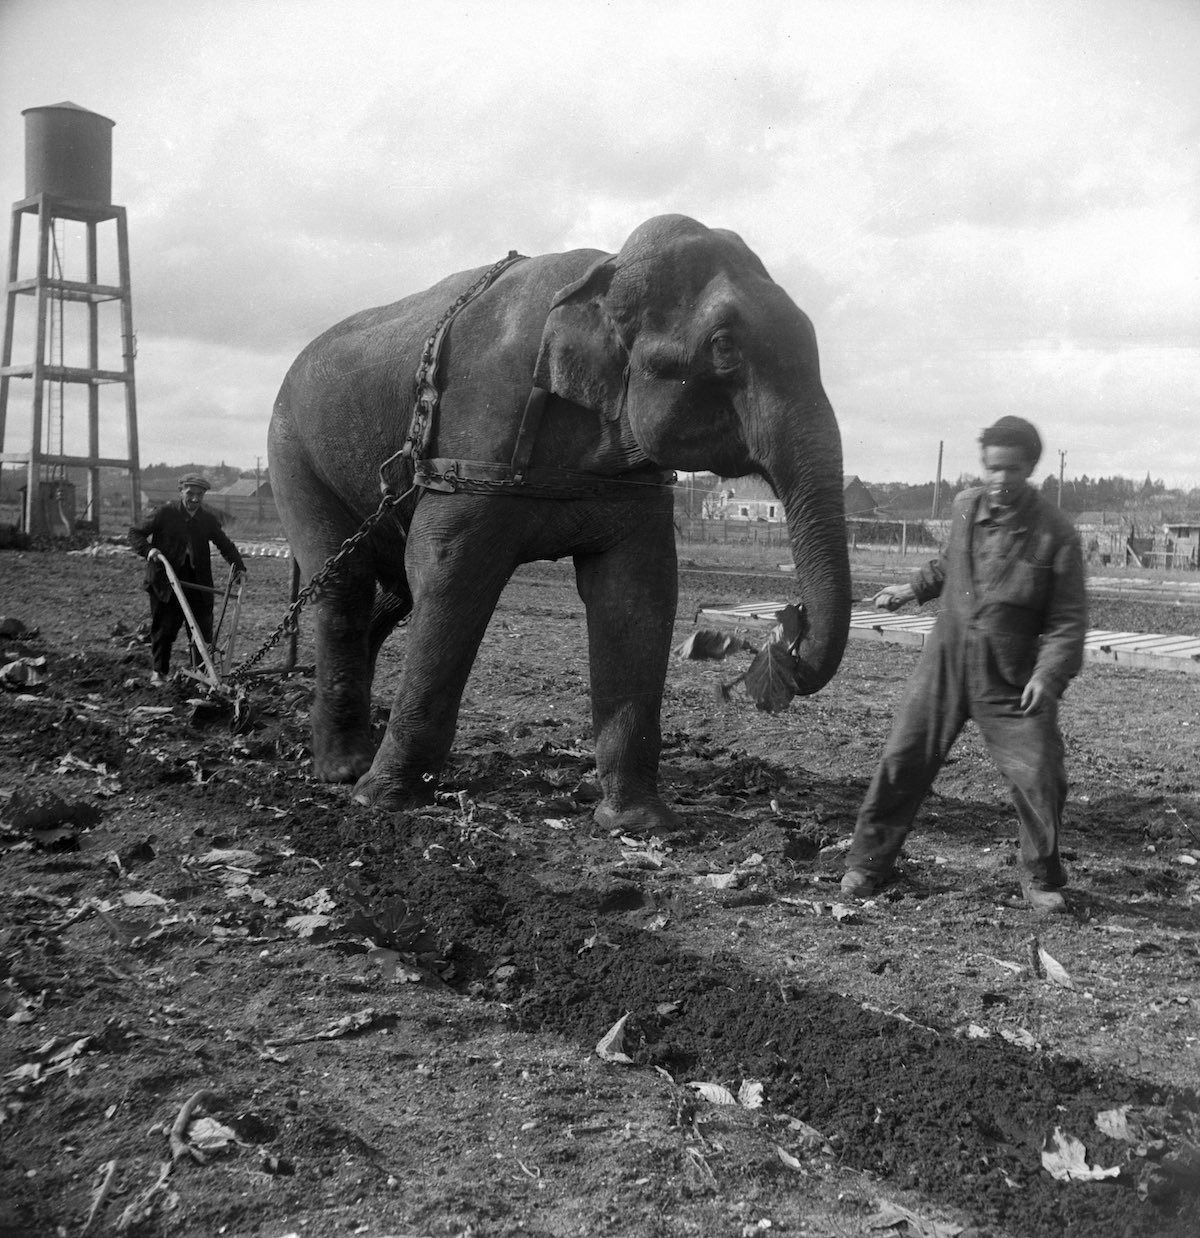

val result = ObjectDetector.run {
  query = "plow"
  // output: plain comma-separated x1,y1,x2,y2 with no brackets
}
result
154,553,308,732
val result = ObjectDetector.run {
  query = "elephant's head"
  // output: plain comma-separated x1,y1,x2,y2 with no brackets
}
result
534,214,850,692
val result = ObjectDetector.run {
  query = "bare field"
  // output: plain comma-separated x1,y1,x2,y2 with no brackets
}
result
1,545,1198,1238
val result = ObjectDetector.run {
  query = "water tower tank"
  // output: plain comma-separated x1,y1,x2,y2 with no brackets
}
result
23,102,114,205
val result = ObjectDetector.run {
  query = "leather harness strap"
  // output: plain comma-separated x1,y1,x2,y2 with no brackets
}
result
401,250,528,467
509,386,551,484
414,457,674,501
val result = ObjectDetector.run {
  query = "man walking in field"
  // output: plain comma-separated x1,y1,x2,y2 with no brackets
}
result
841,416,1087,913
129,474,247,685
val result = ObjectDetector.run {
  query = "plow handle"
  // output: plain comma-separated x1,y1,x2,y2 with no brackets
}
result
150,551,223,687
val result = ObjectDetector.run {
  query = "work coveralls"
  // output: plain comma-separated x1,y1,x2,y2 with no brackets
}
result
847,484,1087,889
129,502,246,675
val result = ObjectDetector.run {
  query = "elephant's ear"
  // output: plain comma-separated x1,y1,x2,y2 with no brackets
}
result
534,257,628,422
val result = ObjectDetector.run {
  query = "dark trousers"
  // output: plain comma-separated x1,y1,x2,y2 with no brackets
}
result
847,627,1068,889
148,568,214,675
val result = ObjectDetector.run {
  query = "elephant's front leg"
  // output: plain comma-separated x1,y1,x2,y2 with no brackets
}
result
576,509,681,835
352,495,515,811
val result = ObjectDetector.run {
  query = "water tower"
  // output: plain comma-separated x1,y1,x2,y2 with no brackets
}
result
0,102,141,535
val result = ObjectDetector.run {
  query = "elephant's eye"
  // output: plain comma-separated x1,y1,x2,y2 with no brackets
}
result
709,331,742,372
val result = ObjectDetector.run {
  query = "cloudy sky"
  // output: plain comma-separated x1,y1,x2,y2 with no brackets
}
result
1,0,1197,488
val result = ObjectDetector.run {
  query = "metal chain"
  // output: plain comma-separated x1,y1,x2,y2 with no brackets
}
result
402,250,526,466
225,483,416,683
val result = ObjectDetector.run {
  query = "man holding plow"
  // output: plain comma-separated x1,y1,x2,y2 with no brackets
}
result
129,474,247,685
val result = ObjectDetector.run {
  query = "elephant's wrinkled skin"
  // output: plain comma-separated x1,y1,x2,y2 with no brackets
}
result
269,215,850,833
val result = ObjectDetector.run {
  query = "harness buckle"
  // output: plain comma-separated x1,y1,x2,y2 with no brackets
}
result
415,462,458,494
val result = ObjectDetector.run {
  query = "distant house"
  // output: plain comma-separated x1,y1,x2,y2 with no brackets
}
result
673,472,720,519
842,475,877,518
683,472,879,523
703,475,784,522
212,477,273,499
1162,514,1200,538
1162,514,1200,569
206,476,278,525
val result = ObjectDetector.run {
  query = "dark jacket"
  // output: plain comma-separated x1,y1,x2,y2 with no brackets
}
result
910,485,1086,697
129,502,245,599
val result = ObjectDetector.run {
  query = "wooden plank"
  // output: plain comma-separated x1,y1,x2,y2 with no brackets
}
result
852,616,935,632
1089,646,1200,673
846,625,927,649
1106,636,1200,653
1095,633,1164,650
695,602,1200,675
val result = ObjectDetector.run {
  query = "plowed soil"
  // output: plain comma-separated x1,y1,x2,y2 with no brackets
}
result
2,543,1198,1238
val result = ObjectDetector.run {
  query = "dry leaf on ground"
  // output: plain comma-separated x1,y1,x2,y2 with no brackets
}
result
737,1079,764,1109
1038,947,1075,989
776,1145,804,1171
187,1117,240,1153
1095,1106,1133,1141
866,1201,964,1236
687,1081,738,1105
1041,1127,1121,1182
595,1013,634,1064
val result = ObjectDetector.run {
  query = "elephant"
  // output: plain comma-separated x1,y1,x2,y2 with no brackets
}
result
268,214,851,834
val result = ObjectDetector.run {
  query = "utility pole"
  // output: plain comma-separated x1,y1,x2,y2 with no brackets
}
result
1058,451,1066,508
255,456,263,523
931,440,944,519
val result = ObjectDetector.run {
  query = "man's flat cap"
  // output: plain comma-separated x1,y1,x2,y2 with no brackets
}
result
178,474,211,491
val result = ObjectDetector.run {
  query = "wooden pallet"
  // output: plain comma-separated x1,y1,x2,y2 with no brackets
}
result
697,602,1200,675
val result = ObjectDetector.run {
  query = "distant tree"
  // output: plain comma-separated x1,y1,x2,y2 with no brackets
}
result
864,472,1180,519
866,479,958,518
140,462,241,488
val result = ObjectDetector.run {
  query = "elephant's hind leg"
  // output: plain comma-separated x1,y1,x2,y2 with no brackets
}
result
271,407,390,784
289,521,384,784
309,570,378,783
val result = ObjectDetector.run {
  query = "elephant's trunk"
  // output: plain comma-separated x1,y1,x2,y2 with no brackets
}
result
772,435,852,695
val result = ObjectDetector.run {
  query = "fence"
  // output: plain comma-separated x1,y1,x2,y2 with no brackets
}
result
673,516,939,553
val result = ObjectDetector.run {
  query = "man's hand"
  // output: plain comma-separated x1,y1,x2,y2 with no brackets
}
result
233,568,248,585
872,584,915,612
1020,678,1053,715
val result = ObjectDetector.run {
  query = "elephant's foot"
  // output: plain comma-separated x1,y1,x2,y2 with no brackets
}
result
351,767,437,811
593,796,683,837
311,732,376,784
